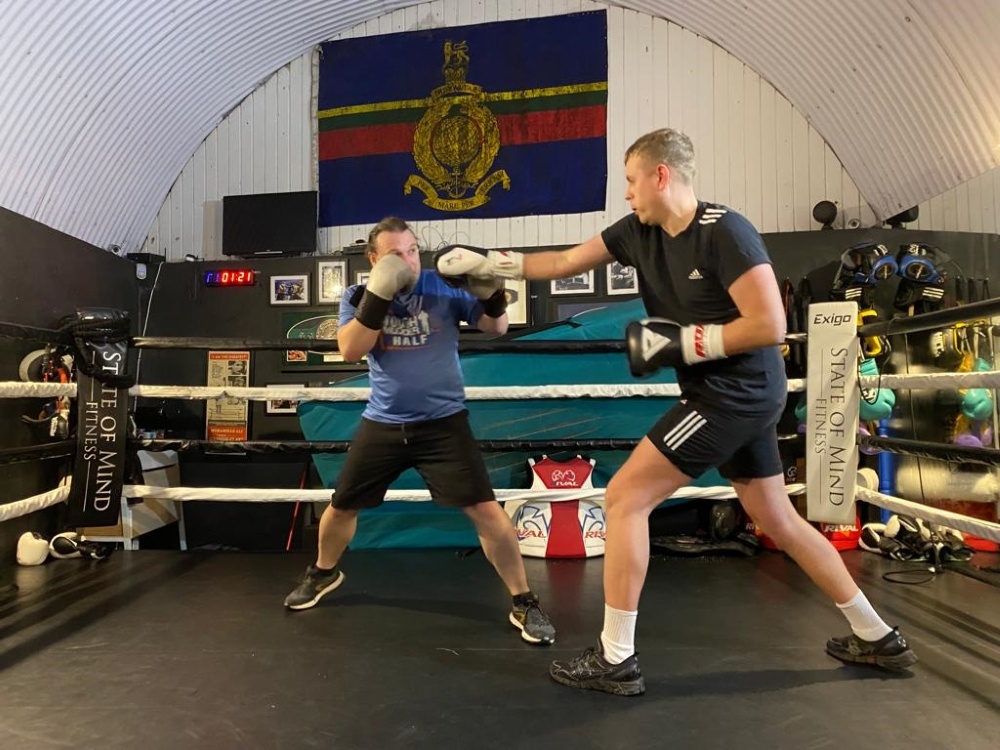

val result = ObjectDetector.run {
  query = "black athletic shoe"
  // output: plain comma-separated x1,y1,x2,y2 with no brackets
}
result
549,645,645,696
509,593,556,645
825,627,918,671
283,564,345,610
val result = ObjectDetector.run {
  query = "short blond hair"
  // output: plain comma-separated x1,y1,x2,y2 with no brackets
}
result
625,129,696,184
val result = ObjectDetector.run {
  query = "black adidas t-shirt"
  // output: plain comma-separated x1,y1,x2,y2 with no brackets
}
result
601,203,786,408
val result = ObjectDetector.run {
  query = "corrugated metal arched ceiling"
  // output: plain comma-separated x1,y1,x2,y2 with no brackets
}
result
1,0,997,254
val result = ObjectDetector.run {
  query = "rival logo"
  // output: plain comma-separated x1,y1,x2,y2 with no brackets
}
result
693,324,707,359
517,530,547,539
547,469,578,487
642,327,671,361
812,313,853,326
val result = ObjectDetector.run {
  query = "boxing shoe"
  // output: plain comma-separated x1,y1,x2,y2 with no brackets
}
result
549,643,645,696
826,627,918,672
284,564,346,610
49,532,114,561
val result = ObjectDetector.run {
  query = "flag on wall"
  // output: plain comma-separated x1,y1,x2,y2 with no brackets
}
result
317,11,607,227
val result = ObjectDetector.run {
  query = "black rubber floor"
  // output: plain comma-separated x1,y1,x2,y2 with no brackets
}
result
1,547,998,749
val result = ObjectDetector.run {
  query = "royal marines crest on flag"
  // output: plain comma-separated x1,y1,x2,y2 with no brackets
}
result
404,39,510,212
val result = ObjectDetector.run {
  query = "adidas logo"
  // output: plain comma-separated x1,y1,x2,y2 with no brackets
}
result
699,207,727,225
688,269,703,280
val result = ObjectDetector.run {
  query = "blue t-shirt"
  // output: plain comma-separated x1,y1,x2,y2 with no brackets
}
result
339,270,481,423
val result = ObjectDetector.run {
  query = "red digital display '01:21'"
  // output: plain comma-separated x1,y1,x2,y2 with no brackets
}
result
204,269,256,287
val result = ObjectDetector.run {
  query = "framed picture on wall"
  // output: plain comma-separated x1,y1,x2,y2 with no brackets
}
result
270,274,309,305
607,261,639,295
551,269,594,296
355,271,370,286
504,279,529,325
317,260,347,304
265,383,303,415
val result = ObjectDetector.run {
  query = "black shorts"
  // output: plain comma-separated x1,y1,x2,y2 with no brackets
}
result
647,397,784,480
331,410,495,510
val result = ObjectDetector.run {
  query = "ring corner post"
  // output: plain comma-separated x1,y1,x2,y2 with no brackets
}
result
804,301,860,525
65,308,133,535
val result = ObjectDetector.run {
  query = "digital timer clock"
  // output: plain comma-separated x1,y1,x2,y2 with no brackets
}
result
205,269,256,287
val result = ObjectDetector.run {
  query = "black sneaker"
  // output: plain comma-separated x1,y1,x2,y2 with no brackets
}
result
283,564,345,610
825,627,918,671
509,593,556,645
549,645,645,696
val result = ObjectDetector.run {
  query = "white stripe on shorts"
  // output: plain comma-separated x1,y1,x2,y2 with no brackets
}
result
662,410,707,450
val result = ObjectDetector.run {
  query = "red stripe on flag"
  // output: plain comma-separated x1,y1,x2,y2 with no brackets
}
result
497,104,606,145
319,104,606,161
319,122,417,160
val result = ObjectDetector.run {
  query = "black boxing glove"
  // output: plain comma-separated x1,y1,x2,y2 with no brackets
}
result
626,318,726,377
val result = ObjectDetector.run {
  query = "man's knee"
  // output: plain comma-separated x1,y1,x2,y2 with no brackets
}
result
462,499,505,525
605,478,654,517
326,504,360,522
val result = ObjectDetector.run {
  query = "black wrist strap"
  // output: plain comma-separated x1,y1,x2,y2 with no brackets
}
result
354,289,391,330
480,289,508,318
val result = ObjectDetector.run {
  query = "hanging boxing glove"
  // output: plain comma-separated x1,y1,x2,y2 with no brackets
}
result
858,424,881,455
929,328,964,370
858,357,895,421
961,388,993,421
857,309,888,359
953,430,983,448
958,358,994,421
794,394,808,423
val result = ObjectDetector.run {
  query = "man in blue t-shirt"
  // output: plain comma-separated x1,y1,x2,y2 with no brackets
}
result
284,216,555,647
436,129,916,695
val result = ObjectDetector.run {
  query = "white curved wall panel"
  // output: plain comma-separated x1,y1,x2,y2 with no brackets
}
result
144,0,874,261
2,1,995,263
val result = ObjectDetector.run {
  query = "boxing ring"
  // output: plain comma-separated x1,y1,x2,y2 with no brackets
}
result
3,300,1000,553
2,303,1000,748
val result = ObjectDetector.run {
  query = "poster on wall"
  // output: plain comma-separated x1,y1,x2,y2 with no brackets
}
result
504,279,529,325
206,351,250,441
317,260,347,304
607,261,639,295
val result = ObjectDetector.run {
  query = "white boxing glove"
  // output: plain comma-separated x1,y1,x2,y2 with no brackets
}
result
354,254,419,330
434,244,524,282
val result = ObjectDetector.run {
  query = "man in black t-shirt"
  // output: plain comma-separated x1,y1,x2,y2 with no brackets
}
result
435,128,916,695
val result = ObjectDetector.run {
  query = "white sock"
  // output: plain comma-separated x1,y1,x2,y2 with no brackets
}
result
600,604,637,664
836,590,892,642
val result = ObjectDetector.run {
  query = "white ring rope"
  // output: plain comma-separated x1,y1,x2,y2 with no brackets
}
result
8,371,1000,398
857,487,1000,543
860,370,1000,390
0,480,806,523
0,483,70,523
0,380,808,401
121,482,805,503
